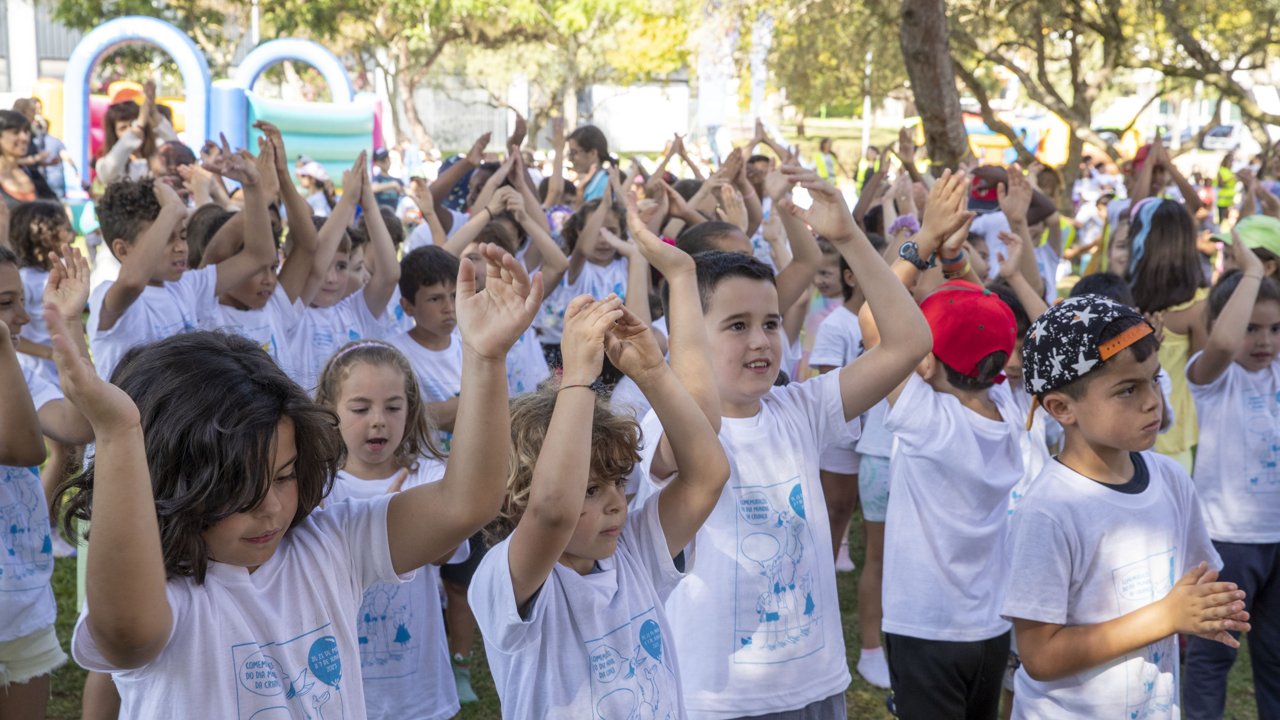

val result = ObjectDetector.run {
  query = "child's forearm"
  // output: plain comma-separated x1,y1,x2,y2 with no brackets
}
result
738,176,763,238
1189,273,1261,385
665,270,720,431
643,368,730,556
1005,271,1049,322
774,212,821,310
527,223,568,288
1014,605,1174,682
277,186,320,301
1009,219,1046,296
361,197,401,316
85,424,172,668
300,195,358,306
0,346,45,466
15,336,53,360
215,182,276,297
120,205,184,291
624,256,651,326
442,209,492,258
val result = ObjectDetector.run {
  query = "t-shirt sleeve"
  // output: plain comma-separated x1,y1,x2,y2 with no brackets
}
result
24,363,63,409
1162,456,1223,573
769,371,847,452
808,315,852,369
468,538,545,653
1001,506,1075,625
72,584,183,674
1186,351,1232,395
176,265,220,317
313,493,405,590
344,290,391,335
625,493,690,599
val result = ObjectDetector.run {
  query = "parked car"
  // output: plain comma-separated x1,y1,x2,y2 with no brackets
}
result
1202,124,1263,156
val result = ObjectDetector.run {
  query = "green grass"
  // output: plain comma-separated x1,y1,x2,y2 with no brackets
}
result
48,516,1260,718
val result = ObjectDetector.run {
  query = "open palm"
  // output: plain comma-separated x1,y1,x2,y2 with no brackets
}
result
456,244,544,359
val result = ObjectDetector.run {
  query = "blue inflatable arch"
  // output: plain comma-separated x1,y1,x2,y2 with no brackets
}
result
64,16,211,181
232,39,354,103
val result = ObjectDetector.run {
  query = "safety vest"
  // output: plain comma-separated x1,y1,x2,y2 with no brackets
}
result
1217,166,1236,208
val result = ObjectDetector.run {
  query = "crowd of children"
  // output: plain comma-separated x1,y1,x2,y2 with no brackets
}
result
1,87,1277,720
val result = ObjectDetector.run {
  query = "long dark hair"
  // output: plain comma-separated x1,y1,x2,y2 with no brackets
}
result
567,125,616,168
1127,199,1204,314
56,332,344,583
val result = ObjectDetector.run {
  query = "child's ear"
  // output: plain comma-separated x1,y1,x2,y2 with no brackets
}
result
399,295,414,314
1041,391,1076,427
110,237,130,261
842,267,856,288
1266,259,1278,278
916,352,937,380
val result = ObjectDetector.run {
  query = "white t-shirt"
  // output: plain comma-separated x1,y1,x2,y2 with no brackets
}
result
748,197,779,272
1007,386,1055,514
634,371,851,718
306,191,332,218
882,373,1024,642
87,265,219,381
808,305,863,456
72,495,407,720
0,364,62,641
406,208,470,251
385,331,462,450
199,285,301,376
384,286,416,335
535,257,629,345
470,496,687,720
856,400,893,458
1188,352,1280,542
506,325,550,396
970,211,1011,279
290,291,391,393
18,266,56,383
1002,453,1220,719
328,461,458,720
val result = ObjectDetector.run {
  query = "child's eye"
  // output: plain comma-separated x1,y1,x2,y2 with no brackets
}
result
274,473,297,485
728,321,746,331
585,485,600,497
763,320,779,330
1118,385,1135,397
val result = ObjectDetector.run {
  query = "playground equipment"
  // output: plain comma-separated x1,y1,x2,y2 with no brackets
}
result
58,15,378,187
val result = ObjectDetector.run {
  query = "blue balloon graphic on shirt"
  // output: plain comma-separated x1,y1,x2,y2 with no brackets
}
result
639,619,663,662
308,636,342,689
788,484,806,519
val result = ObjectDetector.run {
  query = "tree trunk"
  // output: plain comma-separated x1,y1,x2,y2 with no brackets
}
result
900,0,971,171
392,38,433,151
1061,131,1085,214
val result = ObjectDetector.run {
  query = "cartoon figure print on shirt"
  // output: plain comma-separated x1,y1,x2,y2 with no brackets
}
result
356,582,420,679
0,467,52,589
1245,390,1280,493
1113,548,1177,719
735,474,821,664
586,606,677,720
233,625,346,720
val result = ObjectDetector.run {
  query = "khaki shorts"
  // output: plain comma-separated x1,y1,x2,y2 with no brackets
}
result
0,625,67,686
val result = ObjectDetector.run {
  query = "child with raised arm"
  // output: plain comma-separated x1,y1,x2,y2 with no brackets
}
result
88,142,278,381
316,340,463,720
470,288,728,719
55,245,542,719
635,168,932,719
291,154,402,391
1183,235,1280,719
1004,295,1246,718
0,244,93,720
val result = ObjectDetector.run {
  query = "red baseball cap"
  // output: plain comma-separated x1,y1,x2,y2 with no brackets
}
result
921,280,1017,380
1132,144,1152,172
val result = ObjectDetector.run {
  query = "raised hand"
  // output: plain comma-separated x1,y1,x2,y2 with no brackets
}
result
605,305,665,382
599,227,638,259
996,230,1025,279
46,305,139,430
1231,226,1267,278
1161,563,1251,648
997,163,1033,225
252,120,291,180
626,192,693,279
777,166,859,243
716,184,748,231
466,132,492,166
560,294,622,385
340,152,368,203
507,111,527,150
177,164,213,200
253,135,281,201
918,170,975,257
662,181,701,224
202,134,260,188
456,243,544,360
153,173,185,210
762,165,796,202
43,244,91,320
897,127,916,165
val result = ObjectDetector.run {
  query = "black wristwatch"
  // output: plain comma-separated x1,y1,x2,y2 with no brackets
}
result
898,240,935,271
